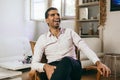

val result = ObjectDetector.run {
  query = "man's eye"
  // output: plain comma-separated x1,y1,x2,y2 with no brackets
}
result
51,14,55,16
50,13,60,16
57,13,60,16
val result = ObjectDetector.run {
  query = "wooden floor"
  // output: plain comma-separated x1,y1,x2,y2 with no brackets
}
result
80,69,96,80
22,72,120,80
81,70,120,80
81,69,120,80
81,74,120,80
1,68,120,80
21,69,120,80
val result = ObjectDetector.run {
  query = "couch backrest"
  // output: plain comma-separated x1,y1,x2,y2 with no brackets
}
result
82,38,102,53
80,38,102,60
0,37,32,62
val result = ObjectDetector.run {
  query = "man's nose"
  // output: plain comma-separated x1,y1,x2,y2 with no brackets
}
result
55,14,60,18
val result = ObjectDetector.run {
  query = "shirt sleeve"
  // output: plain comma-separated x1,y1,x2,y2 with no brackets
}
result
31,35,46,72
71,30,100,64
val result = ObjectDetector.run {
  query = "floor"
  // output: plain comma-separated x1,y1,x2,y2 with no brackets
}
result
3,69,120,80
23,69,120,80
81,69,120,80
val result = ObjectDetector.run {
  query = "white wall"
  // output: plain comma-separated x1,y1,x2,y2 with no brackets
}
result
24,0,37,40
104,0,120,53
0,0,36,58
0,0,25,37
0,0,36,40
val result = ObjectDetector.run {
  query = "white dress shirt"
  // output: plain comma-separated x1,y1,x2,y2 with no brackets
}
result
31,28,100,72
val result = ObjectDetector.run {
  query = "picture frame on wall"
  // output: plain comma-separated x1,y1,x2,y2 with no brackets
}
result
110,0,120,11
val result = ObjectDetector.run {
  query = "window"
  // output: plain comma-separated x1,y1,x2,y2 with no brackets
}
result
51,0,61,16
63,0,75,18
30,0,48,20
51,0,75,19
30,0,75,21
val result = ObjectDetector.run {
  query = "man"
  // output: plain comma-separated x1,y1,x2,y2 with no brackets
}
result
31,7,111,80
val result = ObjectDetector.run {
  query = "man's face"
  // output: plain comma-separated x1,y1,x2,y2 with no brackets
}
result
46,10,61,29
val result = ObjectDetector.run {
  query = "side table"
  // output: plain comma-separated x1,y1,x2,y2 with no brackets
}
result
0,67,22,80
103,53,120,80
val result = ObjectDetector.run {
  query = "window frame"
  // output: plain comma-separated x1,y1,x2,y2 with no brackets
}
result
30,0,75,21
61,0,75,20
30,0,49,21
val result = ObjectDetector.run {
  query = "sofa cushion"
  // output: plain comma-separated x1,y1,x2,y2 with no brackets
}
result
80,38,104,60
80,52,104,60
81,60,94,68
81,57,103,68
0,37,32,70
0,37,32,62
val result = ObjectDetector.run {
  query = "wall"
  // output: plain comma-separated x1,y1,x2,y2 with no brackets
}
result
0,0,36,40
104,0,120,53
0,0,36,58
24,0,37,40
0,0,25,37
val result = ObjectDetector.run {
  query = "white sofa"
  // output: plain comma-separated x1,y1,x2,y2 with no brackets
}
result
80,38,105,68
0,37,32,70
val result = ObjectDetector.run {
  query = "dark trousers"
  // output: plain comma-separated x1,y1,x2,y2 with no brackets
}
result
39,56,82,80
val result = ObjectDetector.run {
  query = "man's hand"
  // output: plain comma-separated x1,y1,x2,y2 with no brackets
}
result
96,61,111,77
43,64,56,80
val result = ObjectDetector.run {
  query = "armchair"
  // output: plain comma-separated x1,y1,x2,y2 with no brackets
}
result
28,41,101,80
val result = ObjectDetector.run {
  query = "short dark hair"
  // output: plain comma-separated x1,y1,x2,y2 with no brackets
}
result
45,7,58,19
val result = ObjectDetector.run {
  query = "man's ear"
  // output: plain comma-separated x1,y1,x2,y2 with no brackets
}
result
46,19,49,24
46,19,49,25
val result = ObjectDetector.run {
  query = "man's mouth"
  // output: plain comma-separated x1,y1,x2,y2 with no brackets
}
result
54,19,60,23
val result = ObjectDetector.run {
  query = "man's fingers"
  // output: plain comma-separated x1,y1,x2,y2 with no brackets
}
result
99,66,111,77
106,67,111,77
53,66,56,69
97,68,103,75
102,67,106,76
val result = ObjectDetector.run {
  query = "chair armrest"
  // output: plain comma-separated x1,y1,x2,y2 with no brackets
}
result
28,70,40,80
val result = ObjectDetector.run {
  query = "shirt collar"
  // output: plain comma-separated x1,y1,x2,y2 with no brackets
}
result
47,28,65,37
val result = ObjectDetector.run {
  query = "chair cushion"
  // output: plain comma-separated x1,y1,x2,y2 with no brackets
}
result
0,37,32,62
81,57,103,68
82,38,102,52
80,52,104,60
80,38,104,60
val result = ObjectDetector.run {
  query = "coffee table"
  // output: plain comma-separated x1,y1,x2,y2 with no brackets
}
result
0,67,22,80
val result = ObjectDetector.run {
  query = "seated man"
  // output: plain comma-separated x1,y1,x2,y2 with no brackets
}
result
31,7,111,80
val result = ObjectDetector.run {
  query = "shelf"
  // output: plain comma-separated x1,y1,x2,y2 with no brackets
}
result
78,1,99,7
80,35,99,38
75,0,100,38
77,19,99,22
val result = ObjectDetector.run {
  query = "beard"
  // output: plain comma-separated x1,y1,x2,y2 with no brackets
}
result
54,25,59,29
54,22,60,29
48,19,61,29
53,19,61,29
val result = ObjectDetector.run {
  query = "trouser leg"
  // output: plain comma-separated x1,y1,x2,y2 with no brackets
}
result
70,59,82,80
50,56,82,80
39,72,48,80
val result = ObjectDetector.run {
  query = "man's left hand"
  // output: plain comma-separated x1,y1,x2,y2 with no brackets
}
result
96,61,111,77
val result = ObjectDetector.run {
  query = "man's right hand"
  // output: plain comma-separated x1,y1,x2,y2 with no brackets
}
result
43,64,56,80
